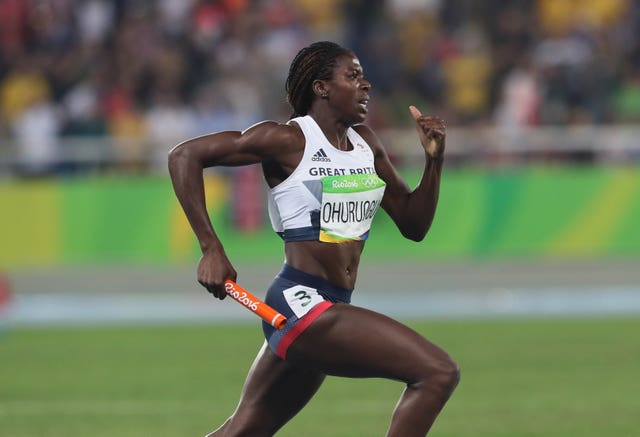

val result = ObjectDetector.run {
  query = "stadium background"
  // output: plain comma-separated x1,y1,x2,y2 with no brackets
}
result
1,1,639,436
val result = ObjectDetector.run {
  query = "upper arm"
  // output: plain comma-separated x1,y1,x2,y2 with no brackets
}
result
169,121,300,168
354,125,411,219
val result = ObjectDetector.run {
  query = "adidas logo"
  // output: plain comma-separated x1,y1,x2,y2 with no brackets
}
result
311,148,331,162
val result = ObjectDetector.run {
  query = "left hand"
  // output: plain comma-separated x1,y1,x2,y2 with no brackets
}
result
409,106,446,159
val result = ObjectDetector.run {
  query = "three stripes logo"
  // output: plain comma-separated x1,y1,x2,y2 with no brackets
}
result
311,148,331,162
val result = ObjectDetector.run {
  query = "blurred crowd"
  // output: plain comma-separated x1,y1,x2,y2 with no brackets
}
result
1,0,639,175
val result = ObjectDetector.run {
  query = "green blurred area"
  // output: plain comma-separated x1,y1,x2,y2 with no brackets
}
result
2,165,640,270
1,317,638,436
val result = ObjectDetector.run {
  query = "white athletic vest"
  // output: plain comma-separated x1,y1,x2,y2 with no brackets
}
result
267,115,386,243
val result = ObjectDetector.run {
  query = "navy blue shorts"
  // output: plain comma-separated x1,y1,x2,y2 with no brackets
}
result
263,264,353,360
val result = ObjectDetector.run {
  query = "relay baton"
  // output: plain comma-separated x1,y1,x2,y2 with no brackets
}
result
224,280,287,329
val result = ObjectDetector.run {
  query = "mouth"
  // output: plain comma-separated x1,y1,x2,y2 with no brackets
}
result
358,98,369,110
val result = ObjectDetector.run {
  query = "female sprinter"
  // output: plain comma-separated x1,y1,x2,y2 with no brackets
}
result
168,41,459,436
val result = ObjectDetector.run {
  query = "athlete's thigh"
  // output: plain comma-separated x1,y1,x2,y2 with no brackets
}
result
287,304,453,382
231,341,326,431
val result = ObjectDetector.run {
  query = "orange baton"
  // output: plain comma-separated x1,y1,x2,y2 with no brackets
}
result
224,280,287,329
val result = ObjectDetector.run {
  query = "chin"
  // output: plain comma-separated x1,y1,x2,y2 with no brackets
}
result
341,111,366,126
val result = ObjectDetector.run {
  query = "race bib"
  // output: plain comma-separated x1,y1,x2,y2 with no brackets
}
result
283,285,325,318
319,174,386,242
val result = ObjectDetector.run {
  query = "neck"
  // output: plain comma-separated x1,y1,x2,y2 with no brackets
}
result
307,111,351,151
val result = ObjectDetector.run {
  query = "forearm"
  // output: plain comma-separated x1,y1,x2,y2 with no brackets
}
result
168,142,223,253
396,154,443,241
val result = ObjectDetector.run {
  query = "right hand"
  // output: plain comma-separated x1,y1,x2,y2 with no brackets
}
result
197,248,237,300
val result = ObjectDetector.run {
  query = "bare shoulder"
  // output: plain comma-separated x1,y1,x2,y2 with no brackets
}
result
240,120,304,153
353,123,385,156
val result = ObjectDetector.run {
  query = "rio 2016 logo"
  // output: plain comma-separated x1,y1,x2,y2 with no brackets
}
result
225,282,259,311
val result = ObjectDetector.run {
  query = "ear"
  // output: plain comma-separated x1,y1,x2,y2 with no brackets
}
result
312,80,329,99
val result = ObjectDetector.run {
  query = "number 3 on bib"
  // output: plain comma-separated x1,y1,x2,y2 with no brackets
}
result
283,285,324,318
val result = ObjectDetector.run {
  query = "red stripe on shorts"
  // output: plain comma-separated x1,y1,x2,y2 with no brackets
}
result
276,301,333,360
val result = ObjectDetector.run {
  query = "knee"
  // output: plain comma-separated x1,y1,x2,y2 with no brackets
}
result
437,358,461,395
414,355,461,398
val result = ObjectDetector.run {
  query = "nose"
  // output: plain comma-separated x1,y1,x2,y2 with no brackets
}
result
360,78,371,91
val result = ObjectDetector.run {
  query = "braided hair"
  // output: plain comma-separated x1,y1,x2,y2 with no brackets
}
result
285,41,352,118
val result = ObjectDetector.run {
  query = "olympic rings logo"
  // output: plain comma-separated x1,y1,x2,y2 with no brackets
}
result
363,177,378,188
